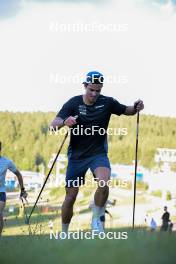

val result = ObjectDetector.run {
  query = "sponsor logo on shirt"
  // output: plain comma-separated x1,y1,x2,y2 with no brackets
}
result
95,105,104,109
79,105,87,115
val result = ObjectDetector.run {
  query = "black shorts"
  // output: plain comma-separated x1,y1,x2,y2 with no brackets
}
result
66,154,111,187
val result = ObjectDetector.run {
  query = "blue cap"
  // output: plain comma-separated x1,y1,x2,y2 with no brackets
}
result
83,71,104,84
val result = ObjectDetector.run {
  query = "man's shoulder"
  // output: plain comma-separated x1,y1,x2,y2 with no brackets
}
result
99,95,114,100
100,95,125,106
98,95,113,103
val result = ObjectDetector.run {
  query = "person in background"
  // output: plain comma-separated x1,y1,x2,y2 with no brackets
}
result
150,217,157,231
0,141,27,236
160,206,171,231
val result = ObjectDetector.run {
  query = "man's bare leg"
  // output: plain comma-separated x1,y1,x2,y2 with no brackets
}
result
61,187,79,233
92,167,110,228
94,167,110,206
0,201,5,236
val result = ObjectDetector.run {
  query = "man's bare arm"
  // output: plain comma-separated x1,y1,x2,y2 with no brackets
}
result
50,117,64,129
124,99,144,116
14,170,28,198
50,116,77,129
14,169,24,189
124,106,137,116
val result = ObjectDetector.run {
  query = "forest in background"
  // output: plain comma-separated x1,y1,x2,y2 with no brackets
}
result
0,111,176,172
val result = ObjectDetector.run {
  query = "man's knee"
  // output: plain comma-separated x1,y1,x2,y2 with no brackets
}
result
98,178,110,189
94,167,110,184
63,189,78,207
65,194,77,205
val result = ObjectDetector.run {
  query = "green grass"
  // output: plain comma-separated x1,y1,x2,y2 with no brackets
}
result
2,189,176,263
0,229,176,264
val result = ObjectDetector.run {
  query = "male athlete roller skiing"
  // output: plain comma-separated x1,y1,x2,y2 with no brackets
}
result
51,71,144,233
